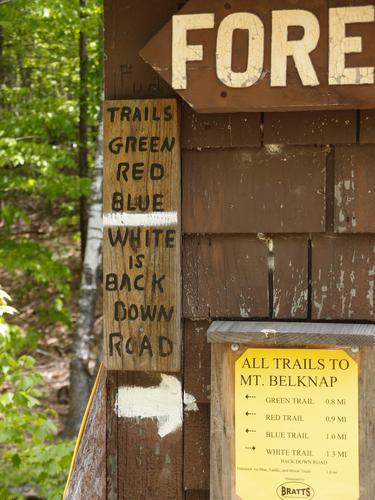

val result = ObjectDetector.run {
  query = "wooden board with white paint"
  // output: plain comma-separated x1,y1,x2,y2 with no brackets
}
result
181,104,261,149
207,321,375,346
334,145,375,233
183,235,269,319
360,110,375,143
141,0,375,113
103,99,181,371
273,236,309,319
264,110,357,145
184,320,211,404
113,371,185,499
312,235,375,320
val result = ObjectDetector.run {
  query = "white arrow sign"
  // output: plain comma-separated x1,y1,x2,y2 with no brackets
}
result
115,374,197,438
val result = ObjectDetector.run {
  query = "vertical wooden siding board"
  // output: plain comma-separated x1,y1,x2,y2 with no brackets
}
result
182,147,326,234
360,110,375,144
359,346,375,499
184,403,210,491
65,367,106,500
312,235,375,320
273,236,309,319
183,236,269,319
210,344,235,500
264,111,357,145
325,146,335,232
335,145,375,233
202,236,269,318
116,372,183,500
183,237,208,318
181,104,261,149
104,0,180,100
184,321,211,404
106,372,118,500
185,491,210,500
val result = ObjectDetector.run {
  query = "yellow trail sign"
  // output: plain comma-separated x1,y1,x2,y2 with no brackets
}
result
235,348,359,500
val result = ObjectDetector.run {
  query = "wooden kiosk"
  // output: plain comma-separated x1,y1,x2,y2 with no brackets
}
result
65,1,375,499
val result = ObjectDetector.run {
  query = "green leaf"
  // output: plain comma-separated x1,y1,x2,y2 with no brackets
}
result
11,454,21,468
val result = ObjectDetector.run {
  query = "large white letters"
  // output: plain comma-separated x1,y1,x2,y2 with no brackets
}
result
271,10,320,87
329,6,374,86
172,13,214,90
171,7,375,91
216,12,264,88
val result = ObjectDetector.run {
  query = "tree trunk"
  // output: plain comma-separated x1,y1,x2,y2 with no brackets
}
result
78,0,89,259
67,121,103,436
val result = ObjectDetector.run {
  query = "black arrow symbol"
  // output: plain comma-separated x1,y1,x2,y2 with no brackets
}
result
246,429,256,433
246,412,256,416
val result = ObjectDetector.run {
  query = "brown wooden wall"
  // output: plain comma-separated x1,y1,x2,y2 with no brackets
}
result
104,1,375,498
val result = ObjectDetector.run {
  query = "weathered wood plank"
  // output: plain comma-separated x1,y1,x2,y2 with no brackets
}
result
106,372,118,500
264,111,356,145
141,0,375,113
208,320,375,346
181,104,261,149
210,344,235,500
360,110,375,144
185,491,209,500
182,237,207,318
103,99,181,371
65,366,106,500
182,147,326,233
104,0,180,100
115,371,183,500
360,346,375,498
183,235,269,319
184,403,210,491
335,145,375,233
312,235,375,320
184,321,211,404
273,236,308,319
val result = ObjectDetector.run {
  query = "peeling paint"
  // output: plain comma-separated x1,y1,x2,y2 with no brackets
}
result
115,375,197,438
265,144,282,154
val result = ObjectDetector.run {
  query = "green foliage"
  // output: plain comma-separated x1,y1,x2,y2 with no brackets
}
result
0,0,102,323
0,239,72,325
0,0,102,496
0,290,74,499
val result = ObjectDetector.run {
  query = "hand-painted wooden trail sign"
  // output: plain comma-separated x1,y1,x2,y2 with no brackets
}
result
141,0,375,112
103,99,181,371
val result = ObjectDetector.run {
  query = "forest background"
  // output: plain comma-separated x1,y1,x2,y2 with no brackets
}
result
0,0,103,498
